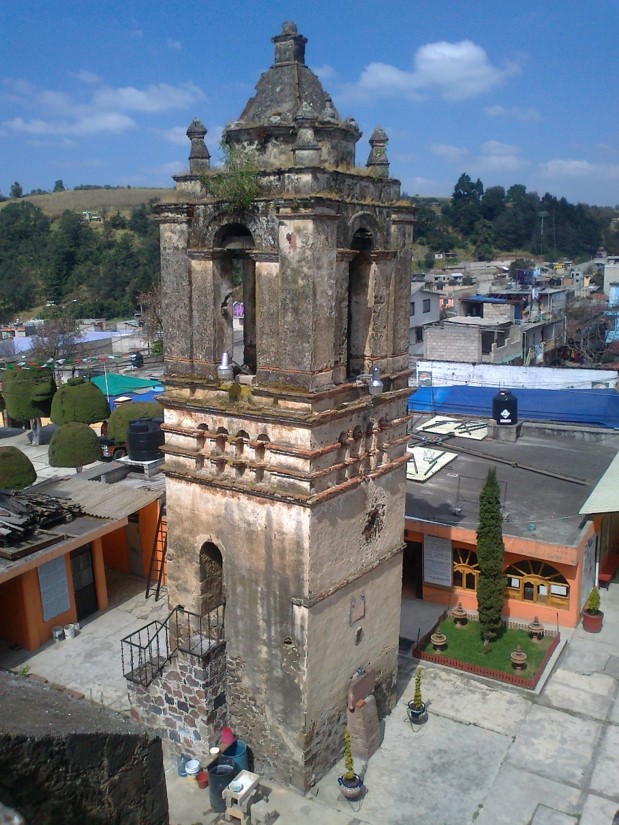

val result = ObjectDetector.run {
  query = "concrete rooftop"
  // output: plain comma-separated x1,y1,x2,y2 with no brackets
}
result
406,421,619,545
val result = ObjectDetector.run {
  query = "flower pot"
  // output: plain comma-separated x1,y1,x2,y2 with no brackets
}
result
582,610,603,633
338,773,363,800
406,700,427,724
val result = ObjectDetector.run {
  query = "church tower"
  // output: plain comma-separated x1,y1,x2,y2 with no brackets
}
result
158,22,414,789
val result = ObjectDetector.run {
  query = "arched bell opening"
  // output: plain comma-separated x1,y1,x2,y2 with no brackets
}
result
347,227,374,378
216,223,257,375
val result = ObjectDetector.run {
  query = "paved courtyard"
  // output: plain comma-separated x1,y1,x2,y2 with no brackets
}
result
2,577,618,824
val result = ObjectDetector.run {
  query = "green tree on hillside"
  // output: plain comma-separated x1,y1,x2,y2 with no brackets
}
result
53,180,65,192
476,468,505,643
10,182,23,198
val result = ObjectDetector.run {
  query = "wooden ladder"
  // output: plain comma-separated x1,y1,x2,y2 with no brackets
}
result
145,502,168,601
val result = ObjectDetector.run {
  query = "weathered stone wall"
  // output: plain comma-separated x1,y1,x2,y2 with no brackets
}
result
303,553,402,783
0,672,168,825
129,644,227,762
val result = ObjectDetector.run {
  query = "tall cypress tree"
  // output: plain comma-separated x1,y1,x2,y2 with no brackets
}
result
476,468,505,642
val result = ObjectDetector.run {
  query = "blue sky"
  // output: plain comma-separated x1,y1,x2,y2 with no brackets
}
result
1,0,618,206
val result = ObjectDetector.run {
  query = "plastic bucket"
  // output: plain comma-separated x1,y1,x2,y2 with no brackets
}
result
64,624,76,639
223,739,248,772
208,757,239,812
185,759,200,777
52,626,64,643
196,770,208,790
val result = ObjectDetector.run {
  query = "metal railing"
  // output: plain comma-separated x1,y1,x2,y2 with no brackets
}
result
121,603,225,688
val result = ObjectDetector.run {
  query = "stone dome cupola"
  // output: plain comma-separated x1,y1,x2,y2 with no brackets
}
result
223,22,361,170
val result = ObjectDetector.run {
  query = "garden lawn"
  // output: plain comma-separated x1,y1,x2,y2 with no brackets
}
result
420,618,553,679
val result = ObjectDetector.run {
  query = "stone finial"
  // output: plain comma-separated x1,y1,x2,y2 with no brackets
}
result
187,118,211,173
322,95,338,123
366,126,389,178
273,21,307,65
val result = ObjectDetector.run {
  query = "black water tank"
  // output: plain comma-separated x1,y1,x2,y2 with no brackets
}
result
127,418,164,461
492,389,518,426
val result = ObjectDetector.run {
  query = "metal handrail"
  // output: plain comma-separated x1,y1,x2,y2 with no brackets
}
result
121,603,225,687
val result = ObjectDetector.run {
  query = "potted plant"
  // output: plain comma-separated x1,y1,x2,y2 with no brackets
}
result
338,729,363,800
582,586,604,632
407,667,427,724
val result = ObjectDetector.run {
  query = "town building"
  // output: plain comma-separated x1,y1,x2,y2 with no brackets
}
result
403,412,619,629
409,281,440,358
0,471,163,652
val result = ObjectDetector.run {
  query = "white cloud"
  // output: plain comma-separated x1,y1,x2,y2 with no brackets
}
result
342,40,519,102
484,104,541,122
540,159,593,178
71,70,101,85
431,143,468,162
93,82,204,113
5,113,136,135
480,140,520,156
160,126,189,145
312,64,337,81
167,39,182,50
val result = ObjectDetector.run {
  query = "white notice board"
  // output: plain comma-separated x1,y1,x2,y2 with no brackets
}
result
423,536,452,588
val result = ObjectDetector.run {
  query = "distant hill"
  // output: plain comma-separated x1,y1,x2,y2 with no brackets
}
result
0,187,174,217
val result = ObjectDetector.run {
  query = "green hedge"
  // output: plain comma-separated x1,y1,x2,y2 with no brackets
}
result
48,422,102,468
51,377,110,425
107,401,163,443
0,446,37,489
3,367,56,421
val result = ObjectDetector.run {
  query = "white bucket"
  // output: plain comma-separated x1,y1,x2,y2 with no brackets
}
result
52,626,64,643
64,623,77,639
185,759,201,777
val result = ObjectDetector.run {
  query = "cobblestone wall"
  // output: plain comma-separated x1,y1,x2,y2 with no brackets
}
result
129,643,227,761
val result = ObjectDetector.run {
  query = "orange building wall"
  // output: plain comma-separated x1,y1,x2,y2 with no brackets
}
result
102,527,130,574
138,500,161,578
405,518,588,629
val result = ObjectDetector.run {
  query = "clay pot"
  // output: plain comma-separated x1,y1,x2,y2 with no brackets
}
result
338,773,363,800
582,610,603,633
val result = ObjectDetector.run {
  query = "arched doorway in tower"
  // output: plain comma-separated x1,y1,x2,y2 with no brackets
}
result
199,541,224,615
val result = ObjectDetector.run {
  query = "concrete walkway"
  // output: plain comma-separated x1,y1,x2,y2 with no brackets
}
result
2,581,619,824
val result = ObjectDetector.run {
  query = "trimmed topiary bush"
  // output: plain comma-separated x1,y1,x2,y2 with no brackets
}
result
48,422,102,471
107,401,163,444
50,377,110,425
0,446,37,489
3,366,56,443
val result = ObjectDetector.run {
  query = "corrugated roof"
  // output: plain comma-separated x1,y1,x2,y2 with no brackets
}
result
31,477,162,519
580,452,619,514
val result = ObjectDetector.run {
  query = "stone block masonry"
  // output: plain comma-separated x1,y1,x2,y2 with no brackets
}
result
0,671,168,825
129,643,228,762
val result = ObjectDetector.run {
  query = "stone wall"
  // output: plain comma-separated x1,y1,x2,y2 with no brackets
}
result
0,672,168,825
129,643,227,762
424,324,480,362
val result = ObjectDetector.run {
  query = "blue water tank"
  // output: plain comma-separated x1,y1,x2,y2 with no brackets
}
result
127,418,164,461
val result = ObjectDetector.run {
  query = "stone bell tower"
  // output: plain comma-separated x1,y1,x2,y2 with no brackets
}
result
158,22,414,789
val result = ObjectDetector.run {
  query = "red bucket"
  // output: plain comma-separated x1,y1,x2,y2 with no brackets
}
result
220,726,236,747
196,771,209,790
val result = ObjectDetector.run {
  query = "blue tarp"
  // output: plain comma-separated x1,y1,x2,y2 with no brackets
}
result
408,386,619,429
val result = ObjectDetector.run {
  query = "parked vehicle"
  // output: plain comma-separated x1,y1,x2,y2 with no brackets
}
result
98,436,127,461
